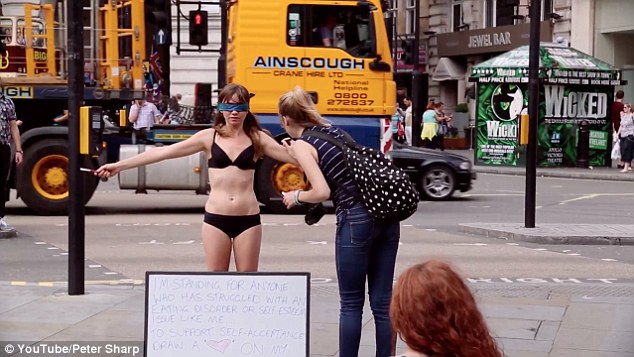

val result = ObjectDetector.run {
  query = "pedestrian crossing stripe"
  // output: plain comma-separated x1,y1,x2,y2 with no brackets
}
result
0,279,144,287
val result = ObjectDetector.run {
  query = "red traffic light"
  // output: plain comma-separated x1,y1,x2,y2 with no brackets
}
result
194,13,202,25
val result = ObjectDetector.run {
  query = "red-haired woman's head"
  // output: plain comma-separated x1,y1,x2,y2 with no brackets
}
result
390,260,502,357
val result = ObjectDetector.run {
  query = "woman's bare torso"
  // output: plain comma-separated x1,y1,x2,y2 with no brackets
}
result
204,130,260,215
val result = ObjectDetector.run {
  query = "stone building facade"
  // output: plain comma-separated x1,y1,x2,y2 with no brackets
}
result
393,0,632,131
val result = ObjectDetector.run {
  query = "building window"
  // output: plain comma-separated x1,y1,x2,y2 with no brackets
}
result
485,0,554,27
542,0,553,20
405,0,415,34
451,0,464,32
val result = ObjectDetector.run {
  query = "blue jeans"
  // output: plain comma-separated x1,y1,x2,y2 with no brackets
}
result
335,202,400,357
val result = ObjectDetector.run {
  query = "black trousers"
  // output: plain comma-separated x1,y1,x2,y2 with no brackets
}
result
0,144,10,218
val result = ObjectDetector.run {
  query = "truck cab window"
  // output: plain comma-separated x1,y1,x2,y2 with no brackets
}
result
0,19,13,45
286,4,377,58
16,19,45,47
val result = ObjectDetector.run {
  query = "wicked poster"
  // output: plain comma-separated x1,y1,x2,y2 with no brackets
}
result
475,83,526,166
539,85,612,167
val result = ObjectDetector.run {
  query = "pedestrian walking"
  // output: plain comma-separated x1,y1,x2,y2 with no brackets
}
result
390,260,502,357
95,83,296,272
279,87,400,357
612,90,625,168
617,103,634,173
0,92,23,230
420,102,439,148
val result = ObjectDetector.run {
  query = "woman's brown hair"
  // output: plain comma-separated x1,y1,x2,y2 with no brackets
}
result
390,260,502,357
214,83,264,157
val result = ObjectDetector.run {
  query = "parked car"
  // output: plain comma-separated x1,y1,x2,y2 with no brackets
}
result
387,143,476,200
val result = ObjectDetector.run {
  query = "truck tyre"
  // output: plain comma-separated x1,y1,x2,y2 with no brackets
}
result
256,156,309,214
16,139,99,215
419,164,456,201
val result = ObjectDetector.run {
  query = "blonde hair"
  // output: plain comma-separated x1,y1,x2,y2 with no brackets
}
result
278,86,330,128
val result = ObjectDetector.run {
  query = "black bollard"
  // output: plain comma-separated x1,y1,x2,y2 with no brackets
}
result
577,120,590,168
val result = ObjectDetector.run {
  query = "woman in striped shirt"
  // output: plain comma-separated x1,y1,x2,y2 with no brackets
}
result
279,87,401,357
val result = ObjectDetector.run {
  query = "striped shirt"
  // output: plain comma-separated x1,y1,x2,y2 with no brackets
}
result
300,126,360,212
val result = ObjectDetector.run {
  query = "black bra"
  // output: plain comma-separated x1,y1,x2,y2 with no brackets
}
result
208,131,256,170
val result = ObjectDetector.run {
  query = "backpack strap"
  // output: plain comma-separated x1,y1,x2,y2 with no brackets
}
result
301,127,356,147
301,127,364,203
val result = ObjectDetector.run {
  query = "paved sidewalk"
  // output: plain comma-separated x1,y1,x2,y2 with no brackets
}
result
1,282,633,357
461,223,634,245
446,149,634,182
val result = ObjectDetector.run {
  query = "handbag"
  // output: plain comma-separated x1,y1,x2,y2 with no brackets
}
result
437,122,448,136
397,120,405,138
611,140,621,161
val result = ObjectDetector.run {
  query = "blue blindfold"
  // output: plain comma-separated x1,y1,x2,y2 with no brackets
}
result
218,103,250,112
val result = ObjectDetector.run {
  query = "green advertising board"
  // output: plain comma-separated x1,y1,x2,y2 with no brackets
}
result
470,44,626,167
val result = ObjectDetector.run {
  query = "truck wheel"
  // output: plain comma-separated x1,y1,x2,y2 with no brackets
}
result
16,139,99,215
420,165,456,201
256,156,309,214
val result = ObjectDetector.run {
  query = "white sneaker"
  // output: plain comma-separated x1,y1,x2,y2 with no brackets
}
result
0,217,13,231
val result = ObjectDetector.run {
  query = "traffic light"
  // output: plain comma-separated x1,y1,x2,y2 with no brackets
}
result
401,39,413,65
146,0,171,46
189,10,208,46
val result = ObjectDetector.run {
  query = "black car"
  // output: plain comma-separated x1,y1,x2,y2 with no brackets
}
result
387,144,476,200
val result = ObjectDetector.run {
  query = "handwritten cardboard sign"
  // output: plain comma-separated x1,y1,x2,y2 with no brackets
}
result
144,272,310,357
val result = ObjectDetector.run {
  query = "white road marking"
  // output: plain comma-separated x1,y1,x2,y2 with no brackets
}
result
139,240,163,245
103,272,118,275
506,243,519,246
47,247,59,250
462,193,524,197
60,252,68,256
172,240,195,245
88,265,102,268
601,259,618,262
533,248,547,251
34,242,46,245
402,224,414,227
566,253,581,256
425,228,437,232
116,223,191,227
306,241,327,245
558,194,599,205
453,243,487,246
495,189,524,193
562,250,571,252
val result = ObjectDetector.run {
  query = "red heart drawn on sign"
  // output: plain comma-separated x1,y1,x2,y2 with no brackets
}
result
206,339,231,353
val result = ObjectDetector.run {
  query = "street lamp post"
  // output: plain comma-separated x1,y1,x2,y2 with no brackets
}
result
410,0,422,147
525,1,541,228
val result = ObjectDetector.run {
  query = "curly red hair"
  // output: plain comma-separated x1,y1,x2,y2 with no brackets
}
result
390,260,502,357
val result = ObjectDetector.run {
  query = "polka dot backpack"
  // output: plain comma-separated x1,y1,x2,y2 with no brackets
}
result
304,129,419,222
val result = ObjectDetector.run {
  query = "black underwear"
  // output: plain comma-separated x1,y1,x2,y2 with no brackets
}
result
203,212,261,239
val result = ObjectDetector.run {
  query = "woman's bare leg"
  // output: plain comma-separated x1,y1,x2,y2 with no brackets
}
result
201,223,233,271
232,225,262,272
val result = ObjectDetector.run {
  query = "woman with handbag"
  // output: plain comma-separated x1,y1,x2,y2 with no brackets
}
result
617,103,634,173
433,102,452,151
279,87,401,357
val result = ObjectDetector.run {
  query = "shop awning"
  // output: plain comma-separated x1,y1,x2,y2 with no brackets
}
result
432,57,467,81
469,43,628,85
